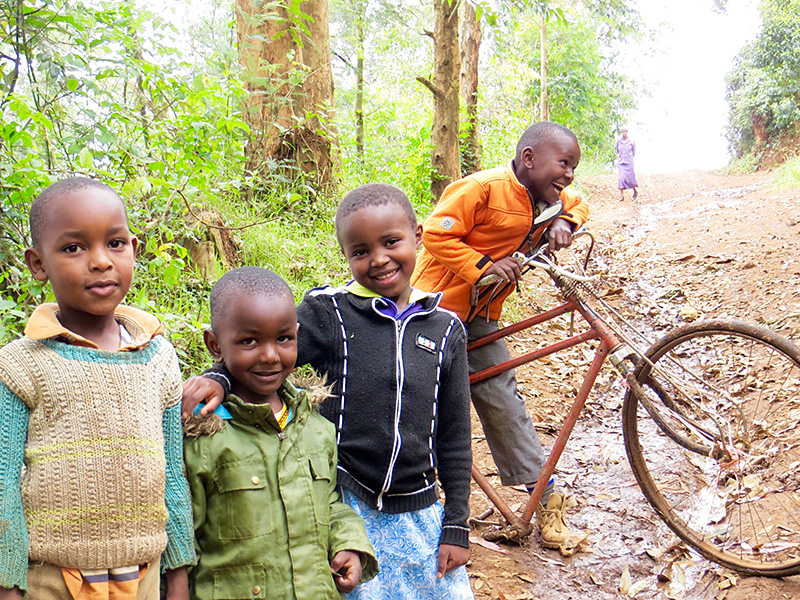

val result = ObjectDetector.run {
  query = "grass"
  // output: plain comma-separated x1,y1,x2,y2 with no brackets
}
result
771,154,800,189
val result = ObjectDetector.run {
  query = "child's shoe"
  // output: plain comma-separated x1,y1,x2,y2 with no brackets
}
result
535,493,573,548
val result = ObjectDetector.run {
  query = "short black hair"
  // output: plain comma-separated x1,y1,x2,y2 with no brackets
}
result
515,121,578,162
29,177,126,248
335,183,417,243
209,267,294,331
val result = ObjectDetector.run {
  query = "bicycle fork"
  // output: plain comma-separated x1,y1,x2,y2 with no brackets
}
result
469,300,632,537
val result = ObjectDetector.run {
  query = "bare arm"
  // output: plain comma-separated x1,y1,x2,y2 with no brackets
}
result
164,567,190,600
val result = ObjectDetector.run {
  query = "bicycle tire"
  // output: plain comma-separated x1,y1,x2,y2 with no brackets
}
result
622,319,800,576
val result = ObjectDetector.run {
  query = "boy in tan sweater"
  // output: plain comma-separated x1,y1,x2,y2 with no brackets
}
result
0,178,195,599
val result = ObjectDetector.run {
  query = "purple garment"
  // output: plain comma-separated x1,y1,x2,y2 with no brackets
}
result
375,296,425,321
616,137,638,189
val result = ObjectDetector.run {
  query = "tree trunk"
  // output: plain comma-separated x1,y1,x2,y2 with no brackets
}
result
459,1,481,175
539,15,549,121
236,0,336,190
296,0,337,184
354,0,366,160
430,0,461,201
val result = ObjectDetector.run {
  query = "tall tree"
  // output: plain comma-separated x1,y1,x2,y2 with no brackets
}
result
418,0,460,201
236,0,337,189
460,1,482,175
352,0,366,160
539,15,549,121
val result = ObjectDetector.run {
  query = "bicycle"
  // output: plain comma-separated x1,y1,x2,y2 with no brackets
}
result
467,230,800,577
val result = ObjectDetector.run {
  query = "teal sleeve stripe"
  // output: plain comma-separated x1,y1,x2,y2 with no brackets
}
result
0,382,31,592
38,336,160,365
161,403,197,571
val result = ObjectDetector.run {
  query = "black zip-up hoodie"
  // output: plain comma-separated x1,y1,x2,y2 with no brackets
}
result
205,282,472,548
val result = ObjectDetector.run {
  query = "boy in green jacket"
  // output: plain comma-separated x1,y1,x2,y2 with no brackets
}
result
181,267,377,599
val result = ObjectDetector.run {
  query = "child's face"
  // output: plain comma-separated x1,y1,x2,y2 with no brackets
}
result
338,203,422,308
517,133,581,205
204,293,298,406
24,188,137,329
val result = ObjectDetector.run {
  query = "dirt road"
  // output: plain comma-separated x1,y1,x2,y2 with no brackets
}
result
465,170,800,600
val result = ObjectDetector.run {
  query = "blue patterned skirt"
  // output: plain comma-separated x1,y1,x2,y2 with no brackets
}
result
342,488,474,600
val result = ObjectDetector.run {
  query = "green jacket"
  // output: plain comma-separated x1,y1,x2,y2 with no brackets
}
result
184,381,378,599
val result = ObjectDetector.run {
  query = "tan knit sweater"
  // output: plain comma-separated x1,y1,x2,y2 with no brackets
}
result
0,305,181,570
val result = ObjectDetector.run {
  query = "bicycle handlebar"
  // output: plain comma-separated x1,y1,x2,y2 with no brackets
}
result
474,229,597,287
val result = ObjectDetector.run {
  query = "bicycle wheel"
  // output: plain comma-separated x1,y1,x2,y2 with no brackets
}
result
623,319,800,576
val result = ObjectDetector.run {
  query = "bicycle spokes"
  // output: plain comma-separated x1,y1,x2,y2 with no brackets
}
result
623,320,800,576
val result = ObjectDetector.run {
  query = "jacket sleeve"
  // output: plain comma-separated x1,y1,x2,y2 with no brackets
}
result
325,442,379,583
420,178,495,286
200,362,233,398
559,189,590,230
161,367,198,572
0,382,29,592
183,437,207,567
434,320,473,548
296,291,334,371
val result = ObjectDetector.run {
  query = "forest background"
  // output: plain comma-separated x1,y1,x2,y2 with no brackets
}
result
1,0,799,373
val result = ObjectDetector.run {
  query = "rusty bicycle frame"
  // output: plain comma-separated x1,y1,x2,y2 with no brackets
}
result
467,235,637,540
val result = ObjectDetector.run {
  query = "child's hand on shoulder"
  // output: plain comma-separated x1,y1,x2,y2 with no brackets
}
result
437,543,470,578
181,376,225,419
331,550,363,593
0,587,24,600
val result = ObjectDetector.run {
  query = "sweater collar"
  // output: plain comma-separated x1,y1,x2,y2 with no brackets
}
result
344,280,435,306
24,303,164,350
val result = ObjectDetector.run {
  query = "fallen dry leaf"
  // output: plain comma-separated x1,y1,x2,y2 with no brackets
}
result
620,565,632,594
469,535,510,555
628,578,650,596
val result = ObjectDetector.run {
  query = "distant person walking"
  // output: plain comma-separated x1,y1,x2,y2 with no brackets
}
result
616,128,638,201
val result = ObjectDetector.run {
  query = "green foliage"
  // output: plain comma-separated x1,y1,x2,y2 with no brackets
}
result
1,0,644,374
725,0,800,158
772,154,800,189
479,1,635,168
331,0,437,205
0,0,248,372
331,0,638,206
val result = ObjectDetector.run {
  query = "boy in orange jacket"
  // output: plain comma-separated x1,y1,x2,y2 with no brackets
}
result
411,121,589,548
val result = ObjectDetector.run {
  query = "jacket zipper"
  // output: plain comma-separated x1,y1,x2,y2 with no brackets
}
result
372,300,438,510
376,318,404,510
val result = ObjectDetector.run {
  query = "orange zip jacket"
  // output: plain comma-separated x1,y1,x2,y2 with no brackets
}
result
411,162,589,322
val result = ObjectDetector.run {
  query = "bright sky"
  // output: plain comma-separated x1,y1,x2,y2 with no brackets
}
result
622,0,760,173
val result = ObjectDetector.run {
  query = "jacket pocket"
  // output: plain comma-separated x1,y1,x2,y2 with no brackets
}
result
211,563,271,599
308,454,332,526
213,461,272,539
